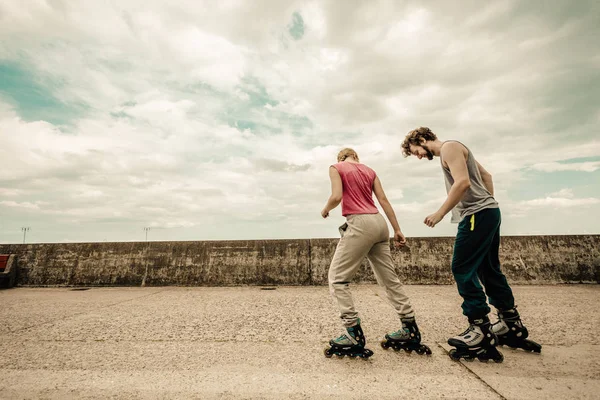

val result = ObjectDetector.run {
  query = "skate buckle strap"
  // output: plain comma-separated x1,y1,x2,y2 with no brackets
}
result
458,324,473,336
348,334,358,345
470,214,475,231
337,332,358,345
391,328,410,339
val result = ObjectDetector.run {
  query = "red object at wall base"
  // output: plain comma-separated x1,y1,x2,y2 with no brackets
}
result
0,254,16,288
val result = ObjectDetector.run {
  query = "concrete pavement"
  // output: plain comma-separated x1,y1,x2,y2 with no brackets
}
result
0,285,599,399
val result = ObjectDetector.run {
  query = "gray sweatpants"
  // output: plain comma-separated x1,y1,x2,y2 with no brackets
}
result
328,213,414,327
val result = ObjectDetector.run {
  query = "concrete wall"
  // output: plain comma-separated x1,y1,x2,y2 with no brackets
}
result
0,235,598,287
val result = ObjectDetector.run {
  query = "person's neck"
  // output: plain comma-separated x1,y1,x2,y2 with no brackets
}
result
429,139,444,157
344,158,359,163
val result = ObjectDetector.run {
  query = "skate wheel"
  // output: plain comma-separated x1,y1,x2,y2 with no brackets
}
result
403,349,412,354
524,340,542,353
380,340,390,350
483,347,504,363
529,345,542,353
336,354,345,359
416,347,425,355
324,348,333,358
448,349,460,361
423,346,433,355
349,354,357,359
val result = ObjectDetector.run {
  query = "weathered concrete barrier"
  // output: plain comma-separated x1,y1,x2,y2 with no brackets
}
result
0,240,310,287
0,235,598,287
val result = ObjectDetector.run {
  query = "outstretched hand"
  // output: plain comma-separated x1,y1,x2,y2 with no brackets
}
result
424,211,443,228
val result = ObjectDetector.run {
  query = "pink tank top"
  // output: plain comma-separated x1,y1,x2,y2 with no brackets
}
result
332,162,379,217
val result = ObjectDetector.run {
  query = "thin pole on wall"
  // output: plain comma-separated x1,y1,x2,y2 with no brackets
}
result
21,227,31,244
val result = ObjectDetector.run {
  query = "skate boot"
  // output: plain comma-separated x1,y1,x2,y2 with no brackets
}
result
492,307,542,353
381,317,432,355
324,320,374,359
447,316,504,363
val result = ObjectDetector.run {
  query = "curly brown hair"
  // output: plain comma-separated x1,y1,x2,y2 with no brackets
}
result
401,127,438,157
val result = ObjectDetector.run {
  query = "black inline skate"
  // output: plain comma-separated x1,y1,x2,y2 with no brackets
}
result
324,320,374,360
492,307,542,353
448,316,504,363
381,317,432,355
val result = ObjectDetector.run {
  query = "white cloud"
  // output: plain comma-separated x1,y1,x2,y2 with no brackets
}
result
0,0,599,242
0,200,40,210
505,188,600,221
385,189,404,201
166,27,247,89
549,188,575,198
148,221,196,229
531,161,600,173
0,188,22,196
464,2,515,28
521,197,599,208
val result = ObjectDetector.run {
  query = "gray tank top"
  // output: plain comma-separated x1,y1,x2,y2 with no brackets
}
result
441,141,498,223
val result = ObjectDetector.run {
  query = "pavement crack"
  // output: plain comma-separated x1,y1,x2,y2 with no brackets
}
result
435,343,508,400
6,289,168,335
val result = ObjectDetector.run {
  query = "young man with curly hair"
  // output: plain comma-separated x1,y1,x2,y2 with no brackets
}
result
401,127,541,362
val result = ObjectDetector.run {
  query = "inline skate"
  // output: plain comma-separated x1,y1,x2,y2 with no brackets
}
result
381,316,432,355
448,316,504,363
324,320,374,359
492,307,542,353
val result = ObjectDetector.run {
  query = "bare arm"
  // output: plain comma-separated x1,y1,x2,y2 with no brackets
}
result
476,161,494,196
321,166,343,218
373,176,406,246
424,142,471,227
437,143,471,216
373,177,400,232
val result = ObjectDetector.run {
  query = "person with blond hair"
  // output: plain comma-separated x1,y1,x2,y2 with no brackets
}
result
321,148,431,359
401,127,541,362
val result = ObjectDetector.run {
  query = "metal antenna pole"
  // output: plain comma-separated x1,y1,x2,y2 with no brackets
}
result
21,227,31,244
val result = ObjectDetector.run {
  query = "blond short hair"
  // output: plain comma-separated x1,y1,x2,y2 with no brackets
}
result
337,148,359,162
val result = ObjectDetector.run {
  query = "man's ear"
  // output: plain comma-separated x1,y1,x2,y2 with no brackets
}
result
419,137,427,146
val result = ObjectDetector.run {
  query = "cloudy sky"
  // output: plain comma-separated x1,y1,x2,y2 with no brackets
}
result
1,0,599,243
